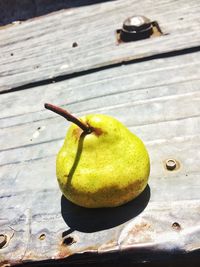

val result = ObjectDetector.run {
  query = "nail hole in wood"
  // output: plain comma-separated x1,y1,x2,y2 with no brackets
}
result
172,222,181,231
39,233,46,240
72,42,78,48
63,236,75,246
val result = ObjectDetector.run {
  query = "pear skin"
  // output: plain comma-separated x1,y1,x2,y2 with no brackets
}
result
56,114,150,208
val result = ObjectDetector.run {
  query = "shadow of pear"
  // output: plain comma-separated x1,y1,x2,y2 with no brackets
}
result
61,185,150,233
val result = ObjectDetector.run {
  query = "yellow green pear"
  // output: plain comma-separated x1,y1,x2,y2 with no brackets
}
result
45,103,150,208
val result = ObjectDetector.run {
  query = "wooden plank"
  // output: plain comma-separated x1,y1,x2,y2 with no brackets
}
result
0,52,199,191
1,32,200,266
0,52,200,161
1,135,200,263
0,88,200,162
1,51,200,128
0,0,200,92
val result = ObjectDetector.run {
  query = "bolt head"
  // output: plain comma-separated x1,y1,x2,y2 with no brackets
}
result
123,15,152,32
166,159,177,171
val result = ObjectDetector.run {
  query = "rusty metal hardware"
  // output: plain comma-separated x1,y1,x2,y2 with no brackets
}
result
117,15,162,43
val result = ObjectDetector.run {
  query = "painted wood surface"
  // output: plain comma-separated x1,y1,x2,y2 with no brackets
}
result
0,0,200,92
0,52,200,161
1,51,200,264
0,0,200,265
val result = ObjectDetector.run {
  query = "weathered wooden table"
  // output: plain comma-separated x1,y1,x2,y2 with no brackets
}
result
0,0,200,266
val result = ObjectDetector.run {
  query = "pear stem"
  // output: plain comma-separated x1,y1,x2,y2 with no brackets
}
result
44,103,92,134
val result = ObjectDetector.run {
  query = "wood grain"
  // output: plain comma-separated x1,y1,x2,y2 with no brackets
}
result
1,51,200,128
0,0,200,92
1,1,200,264
0,52,199,163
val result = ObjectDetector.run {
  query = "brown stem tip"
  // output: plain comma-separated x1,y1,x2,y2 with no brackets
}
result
44,103,92,134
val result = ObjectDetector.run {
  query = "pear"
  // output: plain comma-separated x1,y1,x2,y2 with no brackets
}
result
45,103,150,208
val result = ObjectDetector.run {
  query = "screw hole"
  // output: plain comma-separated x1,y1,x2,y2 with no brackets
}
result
37,127,41,130
39,233,46,240
172,222,181,230
63,236,75,246
10,53,14,56
72,42,78,48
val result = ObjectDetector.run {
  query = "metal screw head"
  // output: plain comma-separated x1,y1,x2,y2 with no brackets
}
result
123,15,152,32
166,159,177,171
120,15,153,42
0,234,7,249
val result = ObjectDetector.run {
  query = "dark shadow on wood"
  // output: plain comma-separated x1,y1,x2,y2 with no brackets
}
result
61,185,150,233
11,249,200,267
0,0,116,26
